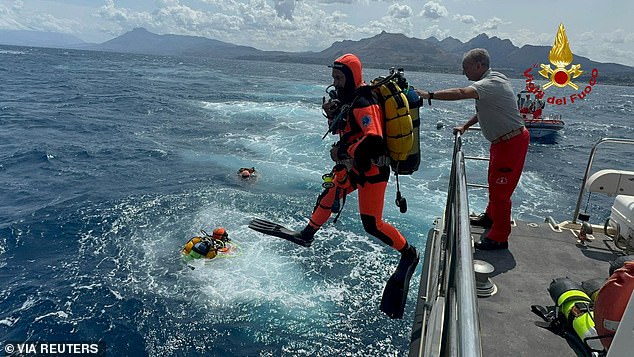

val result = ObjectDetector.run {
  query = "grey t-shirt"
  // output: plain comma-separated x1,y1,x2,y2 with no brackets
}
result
469,69,524,142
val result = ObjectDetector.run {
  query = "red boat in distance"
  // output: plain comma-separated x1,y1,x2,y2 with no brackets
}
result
518,90,565,140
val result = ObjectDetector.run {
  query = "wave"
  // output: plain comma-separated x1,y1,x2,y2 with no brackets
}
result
0,49,27,55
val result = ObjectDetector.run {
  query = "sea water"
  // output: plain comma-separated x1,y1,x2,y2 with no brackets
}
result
0,46,633,356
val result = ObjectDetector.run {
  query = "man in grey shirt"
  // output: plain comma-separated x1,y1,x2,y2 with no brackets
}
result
416,48,530,250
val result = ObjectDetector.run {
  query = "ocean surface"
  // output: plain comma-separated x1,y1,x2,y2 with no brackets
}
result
1,46,633,356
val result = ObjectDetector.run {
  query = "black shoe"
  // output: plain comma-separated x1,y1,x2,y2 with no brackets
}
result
470,213,493,229
380,245,419,319
394,245,420,281
475,237,508,250
295,226,317,247
248,219,316,247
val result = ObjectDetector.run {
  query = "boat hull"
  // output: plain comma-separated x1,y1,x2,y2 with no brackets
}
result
525,118,565,139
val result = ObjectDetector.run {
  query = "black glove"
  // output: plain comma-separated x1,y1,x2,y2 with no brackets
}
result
353,136,385,172
330,142,350,162
354,154,372,173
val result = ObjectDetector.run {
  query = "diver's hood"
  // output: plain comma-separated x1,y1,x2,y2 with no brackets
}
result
332,53,363,88
331,53,363,102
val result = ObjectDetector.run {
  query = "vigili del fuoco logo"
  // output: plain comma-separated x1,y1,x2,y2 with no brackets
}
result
523,23,599,105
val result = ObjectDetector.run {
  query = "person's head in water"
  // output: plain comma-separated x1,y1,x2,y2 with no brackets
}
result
330,53,364,103
238,167,256,179
212,227,229,242
461,48,490,81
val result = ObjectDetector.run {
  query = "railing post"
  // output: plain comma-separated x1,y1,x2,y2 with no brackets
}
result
572,138,634,223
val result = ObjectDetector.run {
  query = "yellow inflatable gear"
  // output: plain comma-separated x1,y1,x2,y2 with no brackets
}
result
182,236,217,259
372,80,413,162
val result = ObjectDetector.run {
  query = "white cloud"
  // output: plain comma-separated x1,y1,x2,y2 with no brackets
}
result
0,0,632,66
473,17,506,33
453,14,476,24
0,1,84,34
419,25,450,40
600,29,634,44
421,1,448,20
317,0,355,3
387,3,413,19
573,30,634,66
273,0,296,20
493,28,549,49
12,0,23,11
92,0,422,51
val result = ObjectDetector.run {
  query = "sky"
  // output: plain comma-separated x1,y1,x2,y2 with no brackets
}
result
1,0,633,66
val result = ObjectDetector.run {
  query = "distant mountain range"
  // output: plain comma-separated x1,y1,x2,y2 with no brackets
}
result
0,29,85,48
2,27,632,85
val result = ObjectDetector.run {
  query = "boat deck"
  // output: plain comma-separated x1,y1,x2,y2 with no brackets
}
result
471,219,622,357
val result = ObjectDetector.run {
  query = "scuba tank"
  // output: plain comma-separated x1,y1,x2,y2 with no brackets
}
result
369,69,422,213
401,85,422,174
548,277,604,352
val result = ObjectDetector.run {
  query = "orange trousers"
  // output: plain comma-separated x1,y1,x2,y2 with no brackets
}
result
307,177,407,250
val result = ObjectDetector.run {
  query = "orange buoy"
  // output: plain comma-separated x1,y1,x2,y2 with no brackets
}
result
594,261,634,350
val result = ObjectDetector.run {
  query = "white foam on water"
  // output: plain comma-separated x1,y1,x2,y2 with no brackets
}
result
0,49,27,55
34,311,69,322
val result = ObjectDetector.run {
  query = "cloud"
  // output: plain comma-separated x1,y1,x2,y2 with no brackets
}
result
93,0,421,52
453,14,476,24
421,1,448,20
356,3,416,38
0,1,84,34
572,29,634,66
418,25,450,40
12,0,24,11
317,0,355,3
473,17,505,32
387,4,413,19
272,0,297,20
600,29,634,44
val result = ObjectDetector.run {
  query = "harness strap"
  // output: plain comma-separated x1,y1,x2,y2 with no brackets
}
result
348,166,390,187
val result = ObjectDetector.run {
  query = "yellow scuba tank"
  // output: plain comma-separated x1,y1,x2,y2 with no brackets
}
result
373,76,414,161
401,85,421,174
182,237,202,255
373,79,413,163
370,68,421,175
369,68,422,214
548,277,604,352
182,236,217,259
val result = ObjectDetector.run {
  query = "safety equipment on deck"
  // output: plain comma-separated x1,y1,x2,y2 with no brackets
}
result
531,277,604,354
594,261,634,350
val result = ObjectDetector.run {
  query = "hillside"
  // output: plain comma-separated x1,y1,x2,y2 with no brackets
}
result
0,29,85,48
2,28,632,85
92,28,631,85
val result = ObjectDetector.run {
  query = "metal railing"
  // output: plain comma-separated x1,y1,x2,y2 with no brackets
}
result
572,138,634,224
412,132,482,357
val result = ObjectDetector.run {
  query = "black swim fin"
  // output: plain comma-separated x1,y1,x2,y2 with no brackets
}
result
248,218,314,247
380,248,420,319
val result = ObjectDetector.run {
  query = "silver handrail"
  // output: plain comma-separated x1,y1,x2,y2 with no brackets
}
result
572,138,634,223
411,130,484,357
453,148,482,355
